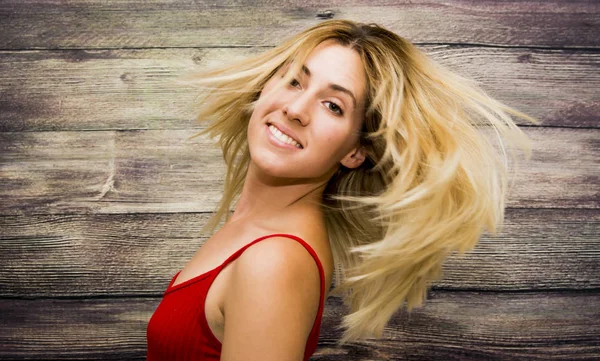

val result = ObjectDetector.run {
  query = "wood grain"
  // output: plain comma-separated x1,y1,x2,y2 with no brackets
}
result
0,291,597,360
0,47,597,132
1,1,598,360
1,127,597,216
0,209,598,297
0,0,597,49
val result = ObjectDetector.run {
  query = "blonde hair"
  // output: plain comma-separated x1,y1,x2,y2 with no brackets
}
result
179,19,540,346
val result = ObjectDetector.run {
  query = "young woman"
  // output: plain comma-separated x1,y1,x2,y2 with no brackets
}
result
146,19,538,360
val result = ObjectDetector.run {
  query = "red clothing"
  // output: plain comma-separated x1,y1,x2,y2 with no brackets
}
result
146,233,326,360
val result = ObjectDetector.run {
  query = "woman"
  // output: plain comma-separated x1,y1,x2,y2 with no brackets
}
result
146,19,538,360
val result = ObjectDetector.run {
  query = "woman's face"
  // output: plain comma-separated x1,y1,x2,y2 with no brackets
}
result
247,39,367,182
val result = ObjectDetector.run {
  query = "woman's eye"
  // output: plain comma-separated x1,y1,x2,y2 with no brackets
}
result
326,101,343,116
289,78,301,88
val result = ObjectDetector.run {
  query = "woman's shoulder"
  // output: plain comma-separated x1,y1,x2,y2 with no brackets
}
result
226,207,334,294
261,207,329,254
263,209,334,293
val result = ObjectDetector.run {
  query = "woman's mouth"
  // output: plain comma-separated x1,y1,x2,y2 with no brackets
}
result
266,123,303,150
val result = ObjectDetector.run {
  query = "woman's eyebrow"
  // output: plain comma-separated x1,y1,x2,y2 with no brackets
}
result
302,64,357,109
301,64,311,76
329,83,357,109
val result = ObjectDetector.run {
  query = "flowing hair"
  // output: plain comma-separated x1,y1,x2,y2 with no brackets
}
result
177,19,540,346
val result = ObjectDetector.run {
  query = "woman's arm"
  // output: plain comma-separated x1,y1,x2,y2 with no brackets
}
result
220,237,322,361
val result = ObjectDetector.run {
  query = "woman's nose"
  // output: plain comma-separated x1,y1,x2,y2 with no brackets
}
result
282,92,311,125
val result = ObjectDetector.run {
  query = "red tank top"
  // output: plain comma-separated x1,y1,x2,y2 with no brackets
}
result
146,233,326,361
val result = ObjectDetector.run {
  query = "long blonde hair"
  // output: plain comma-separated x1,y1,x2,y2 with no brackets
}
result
179,19,540,346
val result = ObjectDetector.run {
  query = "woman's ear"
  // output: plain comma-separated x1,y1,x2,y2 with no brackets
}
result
340,144,366,169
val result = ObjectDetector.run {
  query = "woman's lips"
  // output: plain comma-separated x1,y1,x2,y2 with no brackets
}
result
265,123,303,150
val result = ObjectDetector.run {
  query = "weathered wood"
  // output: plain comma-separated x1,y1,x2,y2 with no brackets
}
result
0,0,597,49
0,209,598,297
0,291,598,360
0,1,598,360
0,47,597,132
0,129,222,215
332,291,600,360
1,127,597,216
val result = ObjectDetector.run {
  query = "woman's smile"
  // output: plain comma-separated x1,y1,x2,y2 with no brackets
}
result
265,123,304,150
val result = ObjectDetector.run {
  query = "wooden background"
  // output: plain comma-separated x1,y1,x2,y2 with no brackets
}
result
0,1,598,360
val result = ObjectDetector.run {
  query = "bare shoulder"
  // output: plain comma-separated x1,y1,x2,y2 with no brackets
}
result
252,208,334,290
221,236,321,361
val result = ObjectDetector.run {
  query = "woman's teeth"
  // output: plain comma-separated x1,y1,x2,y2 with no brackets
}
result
268,125,302,149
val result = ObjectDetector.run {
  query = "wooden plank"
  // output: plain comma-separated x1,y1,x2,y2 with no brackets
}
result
0,127,597,216
0,129,222,215
0,209,597,297
328,291,600,360
0,291,598,360
0,1,597,49
0,47,597,132
437,208,600,291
